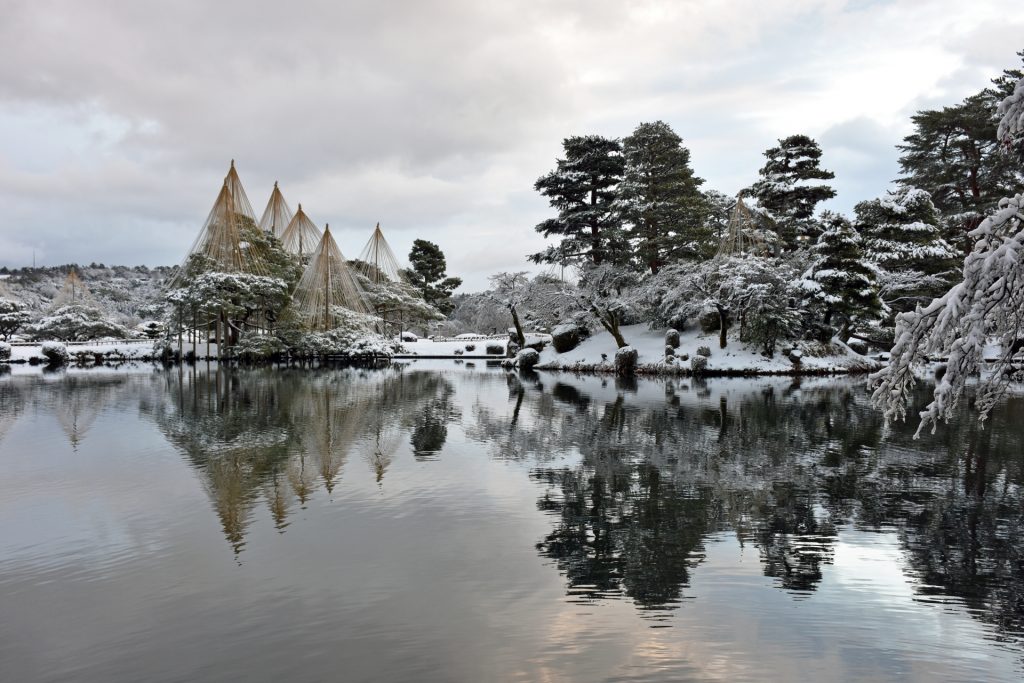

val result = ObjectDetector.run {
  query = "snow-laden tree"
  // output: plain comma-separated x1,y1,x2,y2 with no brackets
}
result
28,304,131,341
648,256,802,353
873,75,1024,434
166,272,290,345
801,213,881,339
353,270,443,335
616,121,708,273
530,135,626,267
896,55,1024,252
0,297,31,340
538,264,642,348
749,134,836,249
853,188,956,313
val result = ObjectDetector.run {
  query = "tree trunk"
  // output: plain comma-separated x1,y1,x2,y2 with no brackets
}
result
718,306,728,349
604,314,628,348
509,305,526,347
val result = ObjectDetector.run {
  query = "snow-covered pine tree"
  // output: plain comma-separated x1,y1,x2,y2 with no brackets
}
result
0,297,31,341
872,71,1024,434
749,134,835,249
803,212,881,339
616,121,707,273
896,54,1024,253
854,187,958,313
531,135,626,267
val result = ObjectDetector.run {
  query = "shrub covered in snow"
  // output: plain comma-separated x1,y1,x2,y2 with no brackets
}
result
665,328,680,348
235,335,287,362
0,341,10,361
690,354,708,375
41,341,69,366
465,344,476,352
485,343,504,355
615,346,638,375
697,345,711,357
29,304,130,341
516,348,540,370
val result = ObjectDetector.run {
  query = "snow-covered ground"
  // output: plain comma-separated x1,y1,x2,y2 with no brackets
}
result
396,336,509,358
6,340,158,364
535,324,879,375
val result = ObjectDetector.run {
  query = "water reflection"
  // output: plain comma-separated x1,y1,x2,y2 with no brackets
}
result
144,366,455,552
474,373,1024,648
2,365,1023,681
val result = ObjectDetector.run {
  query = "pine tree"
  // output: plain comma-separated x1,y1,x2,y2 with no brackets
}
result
896,55,1024,252
530,135,625,266
805,213,881,339
749,134,836,249
407,239,462,315
854,187,958,313
616,121,707,274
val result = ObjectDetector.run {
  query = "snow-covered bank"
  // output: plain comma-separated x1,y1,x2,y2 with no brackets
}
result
534,324,879,375
5,340,158,364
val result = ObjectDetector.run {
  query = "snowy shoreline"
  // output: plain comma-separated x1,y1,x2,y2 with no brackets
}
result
533,324,881,376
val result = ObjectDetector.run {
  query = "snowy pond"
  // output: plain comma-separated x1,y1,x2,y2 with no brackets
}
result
1,362,1023,682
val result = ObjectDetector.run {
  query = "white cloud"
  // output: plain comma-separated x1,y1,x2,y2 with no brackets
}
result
0,0,1021,289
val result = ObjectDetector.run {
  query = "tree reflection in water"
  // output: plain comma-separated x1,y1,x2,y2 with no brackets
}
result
129,365,1024,647
146,365,455,553
469,372,1024,646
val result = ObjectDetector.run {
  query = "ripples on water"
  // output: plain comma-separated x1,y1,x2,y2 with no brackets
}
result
0,362,1022,682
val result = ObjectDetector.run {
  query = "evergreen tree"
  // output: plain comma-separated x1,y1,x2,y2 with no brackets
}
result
616,121,707,274
804,213,881,339
749,134,836,249
896,55,1024,252
407,239,462,315
530,135,625,266
854,187,958,313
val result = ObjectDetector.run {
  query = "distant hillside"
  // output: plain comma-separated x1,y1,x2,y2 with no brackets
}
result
0,264,173,325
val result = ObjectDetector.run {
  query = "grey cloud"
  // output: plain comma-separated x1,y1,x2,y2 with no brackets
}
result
1,0,1022,290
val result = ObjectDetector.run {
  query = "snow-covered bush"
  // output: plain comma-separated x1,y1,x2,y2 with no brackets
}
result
690,354,708,375
665,328,680,348
0,341,10,361
235,335,287,362
0,297,31,341
697,345,711,357
516,348,540,370
41,341,69,366
614,346,638,375
28,304,130,341
465,344,476,352
454,348,464,356
485,343,504,355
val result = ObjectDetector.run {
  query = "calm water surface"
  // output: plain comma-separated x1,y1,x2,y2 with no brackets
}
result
1,362,1022,682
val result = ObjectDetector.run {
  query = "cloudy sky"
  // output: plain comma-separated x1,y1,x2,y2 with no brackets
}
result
1,0,1021,290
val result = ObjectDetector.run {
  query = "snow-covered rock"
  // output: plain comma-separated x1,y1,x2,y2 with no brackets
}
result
41,341,69,366
516,348,540,370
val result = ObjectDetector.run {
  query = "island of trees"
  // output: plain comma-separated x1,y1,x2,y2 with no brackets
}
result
2,53,1022,431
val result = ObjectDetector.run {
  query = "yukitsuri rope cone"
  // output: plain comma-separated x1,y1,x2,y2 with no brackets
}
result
356,223,403,283
280,203,324,261
258,181,294,238
171,160,267,287
291,225,370,330
715,195,769,259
